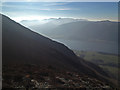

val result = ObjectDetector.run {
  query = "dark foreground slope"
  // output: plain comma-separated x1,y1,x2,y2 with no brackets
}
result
2,14,117,88
3,64,111,88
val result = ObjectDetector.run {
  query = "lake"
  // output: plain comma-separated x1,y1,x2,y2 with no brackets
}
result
53,39,118,54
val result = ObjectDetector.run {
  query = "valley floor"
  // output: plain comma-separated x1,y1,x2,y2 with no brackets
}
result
73,50,119,80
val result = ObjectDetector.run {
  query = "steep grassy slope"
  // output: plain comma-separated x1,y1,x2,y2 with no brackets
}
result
2,14,117,88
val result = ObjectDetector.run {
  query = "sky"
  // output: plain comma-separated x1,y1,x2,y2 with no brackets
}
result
0,2,118,22
1,0,120,2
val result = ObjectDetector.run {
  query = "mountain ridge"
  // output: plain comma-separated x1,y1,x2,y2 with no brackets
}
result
44,20,118,42
2,14,117,88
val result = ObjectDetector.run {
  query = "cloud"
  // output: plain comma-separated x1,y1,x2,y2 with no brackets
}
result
42,2,69,6
33,8,72,11
30,8,72,11
56,8,71,10
2,4,73,11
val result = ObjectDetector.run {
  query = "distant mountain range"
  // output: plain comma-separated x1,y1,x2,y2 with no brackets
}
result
49,21,118,42
20,18,118,54
2,14,117,87
25,19,118,43
20,18,87,26
20,18,88,35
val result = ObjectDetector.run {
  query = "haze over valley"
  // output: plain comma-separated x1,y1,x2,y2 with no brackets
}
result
19,18,118,54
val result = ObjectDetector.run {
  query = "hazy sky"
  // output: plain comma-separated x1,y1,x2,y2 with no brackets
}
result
1,2,118,22
1,0,119,2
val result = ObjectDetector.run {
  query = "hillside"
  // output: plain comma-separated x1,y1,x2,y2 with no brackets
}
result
3,64,111,88
2,14,117,88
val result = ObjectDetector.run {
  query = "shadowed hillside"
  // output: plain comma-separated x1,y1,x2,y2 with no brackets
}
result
2,14,118,88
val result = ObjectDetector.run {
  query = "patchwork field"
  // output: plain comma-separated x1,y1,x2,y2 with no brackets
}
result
74,50,119,79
